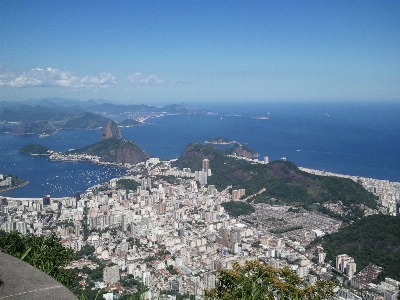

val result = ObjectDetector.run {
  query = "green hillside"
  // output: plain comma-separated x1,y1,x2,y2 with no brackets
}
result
69,138,150,164
61,112,110,129
313,215,400,281
174,143,378,222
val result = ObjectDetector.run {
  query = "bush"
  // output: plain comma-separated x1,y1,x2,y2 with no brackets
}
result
0,231,75,288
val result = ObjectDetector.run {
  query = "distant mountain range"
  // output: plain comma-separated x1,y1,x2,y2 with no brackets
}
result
0,98,213,136
0,97,212,116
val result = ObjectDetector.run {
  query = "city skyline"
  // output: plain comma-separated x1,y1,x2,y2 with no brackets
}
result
1,0,399,104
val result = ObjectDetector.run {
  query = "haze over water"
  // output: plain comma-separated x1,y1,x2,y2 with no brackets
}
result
1,101,399,198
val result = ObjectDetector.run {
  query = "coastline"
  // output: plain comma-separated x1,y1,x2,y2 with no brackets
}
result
0,181,29,193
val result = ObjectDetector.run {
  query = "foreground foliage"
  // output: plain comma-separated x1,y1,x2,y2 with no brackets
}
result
0,231,75,288
205,260,335,300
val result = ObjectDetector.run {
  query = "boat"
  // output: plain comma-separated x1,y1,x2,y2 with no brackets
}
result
252,116,269,120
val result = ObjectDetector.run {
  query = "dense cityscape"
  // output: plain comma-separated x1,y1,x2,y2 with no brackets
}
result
1,151,399,299
1,1,400,299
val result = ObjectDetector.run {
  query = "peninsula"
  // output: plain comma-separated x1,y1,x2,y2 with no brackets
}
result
20,120,150,166
0,174,28,191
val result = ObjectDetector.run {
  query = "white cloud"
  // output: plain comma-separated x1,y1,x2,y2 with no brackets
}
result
127,72,185,86
0,68,117,89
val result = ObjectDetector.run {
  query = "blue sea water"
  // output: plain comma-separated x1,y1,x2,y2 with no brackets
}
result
0,101,399,198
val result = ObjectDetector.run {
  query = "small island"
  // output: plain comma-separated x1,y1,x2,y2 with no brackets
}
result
0,174,28,192
19,143,52,155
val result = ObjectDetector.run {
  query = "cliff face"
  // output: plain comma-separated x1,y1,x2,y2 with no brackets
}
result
101,120,122,140
100,145,150,164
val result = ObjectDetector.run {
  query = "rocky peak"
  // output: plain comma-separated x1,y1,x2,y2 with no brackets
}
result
101,120,122,140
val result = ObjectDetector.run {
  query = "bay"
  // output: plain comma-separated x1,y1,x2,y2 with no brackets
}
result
0,101,399,198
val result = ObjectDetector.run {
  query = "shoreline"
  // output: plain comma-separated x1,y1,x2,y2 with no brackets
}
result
0,181,29,193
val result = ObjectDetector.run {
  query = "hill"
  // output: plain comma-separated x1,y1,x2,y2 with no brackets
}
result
12,120,57,135
313,215,400,281
174,143,378,222
60,112,110,129
69,138,150,164
118,119,141,127
0,104,71,123
226,142,259,159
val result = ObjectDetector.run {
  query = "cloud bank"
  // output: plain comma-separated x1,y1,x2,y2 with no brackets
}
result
127,73,184,86
0,68,117,89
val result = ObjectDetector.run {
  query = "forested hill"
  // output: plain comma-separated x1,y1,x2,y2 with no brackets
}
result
313,215,400,281
174,143,378,222
69,138,150,164
60,112,110,129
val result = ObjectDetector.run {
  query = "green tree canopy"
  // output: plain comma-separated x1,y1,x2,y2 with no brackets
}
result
205,260,335,300
0,231,75,288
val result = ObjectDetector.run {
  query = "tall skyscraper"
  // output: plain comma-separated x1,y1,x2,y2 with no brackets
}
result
202,159,210,174
121,215,128,231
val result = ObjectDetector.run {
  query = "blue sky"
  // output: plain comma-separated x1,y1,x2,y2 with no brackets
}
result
1,0,399,104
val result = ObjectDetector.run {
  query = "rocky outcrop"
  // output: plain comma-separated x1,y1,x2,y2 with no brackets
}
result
229,143,259,159
101,120,122,140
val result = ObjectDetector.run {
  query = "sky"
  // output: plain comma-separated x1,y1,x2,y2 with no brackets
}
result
0,0,399,104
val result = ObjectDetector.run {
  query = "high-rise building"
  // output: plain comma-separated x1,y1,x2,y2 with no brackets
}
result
202,159,210,174
204,274,216,290
121,215,128,231
318,252,326,264
198,171,207,185
43,195,51,206
142,270,152,287
336,254,355,273
346,262,357,277
16,221,27,235
75,224,81,237
157,202,166,214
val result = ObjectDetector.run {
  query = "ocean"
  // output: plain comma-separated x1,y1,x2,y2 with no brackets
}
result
0,101,399,198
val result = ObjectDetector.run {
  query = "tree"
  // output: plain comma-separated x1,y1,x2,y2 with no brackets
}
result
0,231,75,288
205,260,335,300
